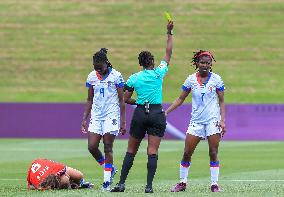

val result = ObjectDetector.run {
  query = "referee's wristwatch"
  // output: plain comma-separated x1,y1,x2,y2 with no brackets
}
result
167,30,173,35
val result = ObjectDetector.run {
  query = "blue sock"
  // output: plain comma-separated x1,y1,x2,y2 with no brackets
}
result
96,156,105,167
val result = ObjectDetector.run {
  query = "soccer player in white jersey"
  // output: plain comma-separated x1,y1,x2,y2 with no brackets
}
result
81,48,126,191
166,50,226,193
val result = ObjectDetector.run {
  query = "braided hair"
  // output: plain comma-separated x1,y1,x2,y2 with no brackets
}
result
191,50,216,70
93,48,113,68
138,51,154,68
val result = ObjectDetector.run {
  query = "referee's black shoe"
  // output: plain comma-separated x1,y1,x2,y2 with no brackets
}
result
110,183,125,192
145,185,153,193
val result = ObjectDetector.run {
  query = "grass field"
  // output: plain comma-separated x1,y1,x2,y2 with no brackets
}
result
1,0,284,103
1,2,283,197
0,139,283,196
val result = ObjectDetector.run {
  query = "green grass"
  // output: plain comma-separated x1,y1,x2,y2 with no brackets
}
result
0,139,283,196
0,0,284,103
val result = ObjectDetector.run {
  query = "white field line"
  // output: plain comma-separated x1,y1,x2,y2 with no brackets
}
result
0,179,25,181
222,180,284,182
1,179,284,182
0,147,181,153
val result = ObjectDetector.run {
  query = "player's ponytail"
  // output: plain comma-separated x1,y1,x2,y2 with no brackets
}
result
93,48,113,68
99,48,108,55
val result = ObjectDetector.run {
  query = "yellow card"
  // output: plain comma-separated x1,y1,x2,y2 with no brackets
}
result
164,12,172,22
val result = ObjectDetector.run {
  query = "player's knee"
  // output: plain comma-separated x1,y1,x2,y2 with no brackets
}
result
87,146,94,154
88,145,99,155
78,171,83,180
74,170,83,179
104,143,113,154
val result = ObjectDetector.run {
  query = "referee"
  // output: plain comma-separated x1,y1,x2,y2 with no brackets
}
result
111,20,174,193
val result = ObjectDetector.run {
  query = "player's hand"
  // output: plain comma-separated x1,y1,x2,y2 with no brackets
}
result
167,21,174,32
81,120,87,134
164,110,168,116
119,121,127,135
71,183,79,189
219,120,226,137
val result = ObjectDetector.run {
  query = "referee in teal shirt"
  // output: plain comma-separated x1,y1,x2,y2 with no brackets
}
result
111,21,174,193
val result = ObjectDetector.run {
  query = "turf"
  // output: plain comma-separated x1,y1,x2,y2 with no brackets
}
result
0,0,284,103
0,139,283,196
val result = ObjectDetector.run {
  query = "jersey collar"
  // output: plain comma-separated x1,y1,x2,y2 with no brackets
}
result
196,72,212,86
96,67,112,81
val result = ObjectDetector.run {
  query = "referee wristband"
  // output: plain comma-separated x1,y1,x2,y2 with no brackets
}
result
167,30,173,35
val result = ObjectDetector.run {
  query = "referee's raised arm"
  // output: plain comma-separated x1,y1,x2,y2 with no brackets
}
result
163,21,174,64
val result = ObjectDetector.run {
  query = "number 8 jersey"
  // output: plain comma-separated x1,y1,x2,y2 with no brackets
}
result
86,67,125,120
182,72,225,124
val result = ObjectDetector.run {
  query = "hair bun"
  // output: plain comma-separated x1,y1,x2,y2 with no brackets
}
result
100,48,108,54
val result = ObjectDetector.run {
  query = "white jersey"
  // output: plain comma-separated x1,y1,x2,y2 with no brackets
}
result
182,72,225,124
86,67,124,120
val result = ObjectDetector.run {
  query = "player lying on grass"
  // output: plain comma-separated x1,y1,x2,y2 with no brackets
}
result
27,158,93,190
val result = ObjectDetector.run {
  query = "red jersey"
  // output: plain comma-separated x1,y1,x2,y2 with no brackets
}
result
27,158,66,189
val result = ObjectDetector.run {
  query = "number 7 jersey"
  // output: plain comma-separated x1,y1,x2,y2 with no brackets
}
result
86,68,125,120
182,72,225,124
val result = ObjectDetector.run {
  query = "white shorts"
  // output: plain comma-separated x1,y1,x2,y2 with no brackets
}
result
88,116,120,136
186,119,221,139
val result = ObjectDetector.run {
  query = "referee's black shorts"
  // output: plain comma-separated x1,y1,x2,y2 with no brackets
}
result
129,104,166,140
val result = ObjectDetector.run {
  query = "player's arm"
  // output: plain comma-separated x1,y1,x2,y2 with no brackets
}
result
163,21,174,64
124,83,136,105
81,87,94,133
60,174,71,189
165,90,190,116
217,90,226,136
117,87,127,135
124,90,136,105
65,166,93,189
63,166,83,189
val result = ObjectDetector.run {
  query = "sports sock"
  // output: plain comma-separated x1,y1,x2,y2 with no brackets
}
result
180,161,191,183
79,178,85,186
210,161,220,185
146,154,158,188
96,156,105,167
119,152,135,184
104,163,112,183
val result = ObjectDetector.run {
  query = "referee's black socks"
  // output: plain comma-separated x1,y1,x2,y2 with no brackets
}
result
119,152,135,184
147,154,158,188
